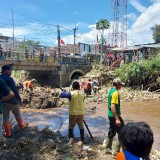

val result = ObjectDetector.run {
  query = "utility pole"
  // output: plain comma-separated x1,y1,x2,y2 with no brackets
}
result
57,25,60,58
101,32,103,62
73,22,78,54
11,8,14,52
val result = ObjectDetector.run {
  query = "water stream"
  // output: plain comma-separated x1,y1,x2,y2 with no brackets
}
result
20,100,160,150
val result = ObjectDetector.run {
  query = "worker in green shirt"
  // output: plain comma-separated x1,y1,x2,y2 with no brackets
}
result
102,78,125,156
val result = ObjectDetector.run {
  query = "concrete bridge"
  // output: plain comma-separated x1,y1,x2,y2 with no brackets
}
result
0,56,92,87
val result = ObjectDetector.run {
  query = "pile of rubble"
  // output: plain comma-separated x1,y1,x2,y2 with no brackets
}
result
18,64,159,109
0,126,160,160
20,86,67,109
20,84,160,109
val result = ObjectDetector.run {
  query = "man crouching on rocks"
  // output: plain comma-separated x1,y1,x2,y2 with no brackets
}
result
60,81,86,147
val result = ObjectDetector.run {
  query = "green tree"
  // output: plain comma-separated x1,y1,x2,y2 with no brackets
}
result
151,24,160,43
115,55,160,88
96,19,110,44
15,40,40,53
96,19,110,57
14,40,40,60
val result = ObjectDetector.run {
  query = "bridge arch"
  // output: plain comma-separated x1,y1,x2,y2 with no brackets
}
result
69,69,84,81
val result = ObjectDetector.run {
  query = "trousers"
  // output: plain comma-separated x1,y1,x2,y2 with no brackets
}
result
1,102,21,122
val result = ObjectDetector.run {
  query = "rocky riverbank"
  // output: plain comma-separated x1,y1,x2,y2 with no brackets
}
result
0,126,159,160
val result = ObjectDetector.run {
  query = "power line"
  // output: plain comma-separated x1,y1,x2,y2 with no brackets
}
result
11,8,15,51
0,9,98,46
73,23,78,46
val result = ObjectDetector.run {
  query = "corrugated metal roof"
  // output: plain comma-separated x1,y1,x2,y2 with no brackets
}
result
140,43,160,48
111,46,140,51
110,43,160,52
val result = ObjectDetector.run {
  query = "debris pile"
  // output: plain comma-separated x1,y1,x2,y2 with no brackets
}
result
21,86,69,109
18,64,160,109
20,81,160,110
0,126,160,160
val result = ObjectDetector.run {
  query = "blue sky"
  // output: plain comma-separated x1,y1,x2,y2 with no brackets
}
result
0,0,160,46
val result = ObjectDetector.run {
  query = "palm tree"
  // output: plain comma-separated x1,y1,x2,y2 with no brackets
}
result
96,19,110,56
96,19,110,44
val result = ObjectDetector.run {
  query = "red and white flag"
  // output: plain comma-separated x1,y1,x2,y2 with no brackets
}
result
60,39,65,45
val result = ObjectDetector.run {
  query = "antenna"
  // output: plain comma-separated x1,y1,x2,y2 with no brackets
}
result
109,0,128,47
57,25,60,57
11,8,15,51
73,22,78,53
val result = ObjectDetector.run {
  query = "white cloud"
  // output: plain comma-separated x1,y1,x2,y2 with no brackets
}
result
127,13,137,21
149,0,160,2
130,0,147,13
60,30,97,45
0,28,29,37
132,3,160,29
1,0,160,47
74,1,160,46
62,1,160,46
128,2,160,44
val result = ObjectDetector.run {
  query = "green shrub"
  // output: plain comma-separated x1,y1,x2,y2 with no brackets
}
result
115,55,160,86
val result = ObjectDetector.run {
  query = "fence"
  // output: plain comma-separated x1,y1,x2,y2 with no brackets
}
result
0,50,90,66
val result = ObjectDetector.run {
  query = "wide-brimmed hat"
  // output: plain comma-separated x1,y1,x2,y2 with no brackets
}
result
113,78,125,85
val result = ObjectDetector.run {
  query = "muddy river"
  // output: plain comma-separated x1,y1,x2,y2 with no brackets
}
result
19,100,160,150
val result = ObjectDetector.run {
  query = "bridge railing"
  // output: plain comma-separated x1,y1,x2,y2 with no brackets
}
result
0,50,59,63
60,56,90,65
0,51,91,65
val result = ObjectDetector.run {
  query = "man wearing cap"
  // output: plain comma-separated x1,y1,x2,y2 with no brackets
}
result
102,78,125,156
0,65,28,137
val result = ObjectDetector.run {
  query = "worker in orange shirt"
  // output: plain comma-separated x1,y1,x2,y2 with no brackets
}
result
23,79,36,94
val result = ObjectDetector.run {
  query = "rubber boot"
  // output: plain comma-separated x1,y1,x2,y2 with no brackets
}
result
68,129,74,145
3,122,11,137
78,129,84,147
16,118,28,129
112,140,121,156
102,136,113,154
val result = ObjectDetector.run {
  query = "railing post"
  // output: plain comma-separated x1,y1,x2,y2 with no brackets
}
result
16,52,19,61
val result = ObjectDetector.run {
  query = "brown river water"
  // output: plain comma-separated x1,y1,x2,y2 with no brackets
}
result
19,100,160,150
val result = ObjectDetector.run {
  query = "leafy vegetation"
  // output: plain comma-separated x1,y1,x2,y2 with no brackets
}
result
15,40,40,53
115,55,160,89
96,19,110,44
151,24,160,43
